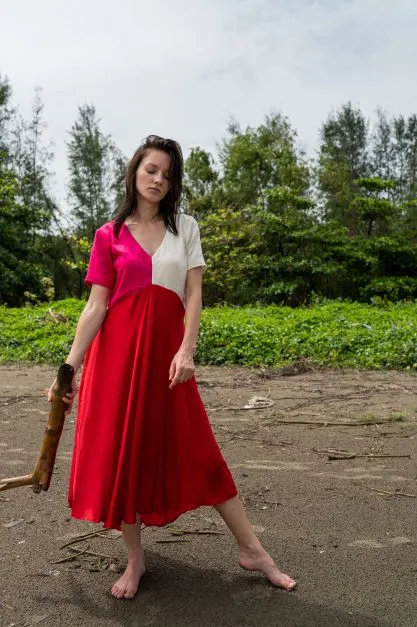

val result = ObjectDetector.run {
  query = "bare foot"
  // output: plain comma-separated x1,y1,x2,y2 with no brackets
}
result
239,547,296,591
111,553,145,600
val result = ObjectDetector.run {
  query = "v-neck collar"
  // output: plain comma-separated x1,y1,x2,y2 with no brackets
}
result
123,222,168,258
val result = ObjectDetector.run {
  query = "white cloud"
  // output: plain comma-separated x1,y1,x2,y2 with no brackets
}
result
2,0,417,204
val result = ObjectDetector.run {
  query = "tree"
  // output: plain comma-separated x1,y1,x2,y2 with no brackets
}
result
318,102,370,232
219,114,309,209
0,83,57,305
183,147,218,219
403,114,417,201
200,187,319,306
67,104,121,240
351,177,398,237
371,111,395,194
0,75,14,171
0,169,43,305
112,151,127,214
11,88,55,239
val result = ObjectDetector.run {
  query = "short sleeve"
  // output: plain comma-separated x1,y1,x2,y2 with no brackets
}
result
184,216,207,272
85,226,115,288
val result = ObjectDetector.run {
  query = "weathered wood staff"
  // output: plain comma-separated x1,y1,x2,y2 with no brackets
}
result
0,363,74,493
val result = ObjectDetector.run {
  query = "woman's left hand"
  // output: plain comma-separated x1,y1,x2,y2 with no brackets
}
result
169,349,195,389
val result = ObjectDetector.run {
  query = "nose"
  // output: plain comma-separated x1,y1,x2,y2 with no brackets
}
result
153,171,163,185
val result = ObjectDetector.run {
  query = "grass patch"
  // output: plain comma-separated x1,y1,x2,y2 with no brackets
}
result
1,299,417,369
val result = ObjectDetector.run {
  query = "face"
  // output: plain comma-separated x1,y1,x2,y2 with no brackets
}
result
135,149,171,204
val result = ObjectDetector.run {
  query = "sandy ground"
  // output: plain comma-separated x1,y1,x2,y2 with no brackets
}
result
1,363,417,627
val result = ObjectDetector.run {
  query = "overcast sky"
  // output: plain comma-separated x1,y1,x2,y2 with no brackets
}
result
2,0,417,204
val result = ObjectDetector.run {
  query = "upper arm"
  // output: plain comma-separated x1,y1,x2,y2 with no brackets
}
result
185,266,203,301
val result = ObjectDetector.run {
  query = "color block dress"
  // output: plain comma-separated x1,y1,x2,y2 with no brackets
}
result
68,213,237,530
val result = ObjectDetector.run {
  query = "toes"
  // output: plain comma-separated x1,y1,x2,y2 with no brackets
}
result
279,575,297,591
264,566,297,590
112,584,126,598
284,580,296,591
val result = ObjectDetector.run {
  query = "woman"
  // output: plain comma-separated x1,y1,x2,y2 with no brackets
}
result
49,135,296,600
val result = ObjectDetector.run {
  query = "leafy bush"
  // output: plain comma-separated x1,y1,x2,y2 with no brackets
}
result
1,299,416,370
198,301,417,369
0,299,84,364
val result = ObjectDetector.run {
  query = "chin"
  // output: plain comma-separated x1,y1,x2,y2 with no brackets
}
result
139,191,161,204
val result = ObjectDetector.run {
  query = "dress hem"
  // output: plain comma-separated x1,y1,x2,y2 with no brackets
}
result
68,488,238,531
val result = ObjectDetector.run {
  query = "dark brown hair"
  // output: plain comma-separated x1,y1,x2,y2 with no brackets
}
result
113,135,183,237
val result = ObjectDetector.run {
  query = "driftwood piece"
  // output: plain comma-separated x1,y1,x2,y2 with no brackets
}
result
0,363,74,493
60,529,111,549
169,528,225,536
313,447,412,461
369,487,416,498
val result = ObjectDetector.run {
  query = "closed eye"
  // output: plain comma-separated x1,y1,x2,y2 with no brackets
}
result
146,167,169,180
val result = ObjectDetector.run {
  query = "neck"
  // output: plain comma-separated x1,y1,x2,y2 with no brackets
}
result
130,198,161,224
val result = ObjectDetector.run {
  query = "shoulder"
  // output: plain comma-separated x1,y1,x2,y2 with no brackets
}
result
89,222,116,256
96,221,115,236
178,213,198,226
177,213,200,235
93,221,116,242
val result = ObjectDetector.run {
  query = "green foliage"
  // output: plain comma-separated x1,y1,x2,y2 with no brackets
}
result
352,177,399,236
1,300,416,370
11,88,55,236
220,114,310,208
0,169,47,306
200,191,370,306
318,102,369,231
0,76,13,172
184,147,218,220
198,301,417,369
67,104,121,241
0,299,85,363
2,71,417,310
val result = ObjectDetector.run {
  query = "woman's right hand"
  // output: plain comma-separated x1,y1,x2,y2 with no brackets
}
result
48,376,78,417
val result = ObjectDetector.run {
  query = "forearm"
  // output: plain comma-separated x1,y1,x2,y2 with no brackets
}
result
66,302,107,374
180,291,202,355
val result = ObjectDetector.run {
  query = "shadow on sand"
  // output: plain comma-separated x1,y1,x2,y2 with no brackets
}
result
34,549,383,627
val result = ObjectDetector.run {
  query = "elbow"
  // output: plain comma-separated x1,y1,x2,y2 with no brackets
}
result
84,299,108,321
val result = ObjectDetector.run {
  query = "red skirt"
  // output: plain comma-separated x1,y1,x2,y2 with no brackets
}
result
68,285,237,529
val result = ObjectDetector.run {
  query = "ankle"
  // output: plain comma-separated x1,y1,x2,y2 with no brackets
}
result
127,548,143,564
239,539,263,553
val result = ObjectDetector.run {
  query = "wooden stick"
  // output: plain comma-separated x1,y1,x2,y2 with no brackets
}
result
313,448,411,460
60,528,110,549
369,488,416,498
68,546,112,559
359,454,411,458
155,539,190,543
270,418,408,427
51,546,91,564
169,528,224,536
0,363,74,493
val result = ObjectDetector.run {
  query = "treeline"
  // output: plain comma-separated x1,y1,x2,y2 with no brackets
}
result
1,74,417,307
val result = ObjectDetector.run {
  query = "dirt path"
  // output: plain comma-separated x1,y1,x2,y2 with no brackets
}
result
1,364,416,627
